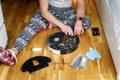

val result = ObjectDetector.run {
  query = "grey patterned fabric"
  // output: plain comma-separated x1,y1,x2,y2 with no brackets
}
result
12,5,91,52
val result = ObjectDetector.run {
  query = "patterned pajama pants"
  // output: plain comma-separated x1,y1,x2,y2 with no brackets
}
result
12,5,91,52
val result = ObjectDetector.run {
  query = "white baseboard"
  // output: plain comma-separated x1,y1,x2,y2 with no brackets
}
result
117,73,120,80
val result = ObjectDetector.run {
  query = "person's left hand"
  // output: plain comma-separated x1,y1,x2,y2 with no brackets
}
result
74,20,84,35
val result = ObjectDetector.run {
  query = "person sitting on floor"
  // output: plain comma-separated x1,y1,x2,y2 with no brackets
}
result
0,0,91,65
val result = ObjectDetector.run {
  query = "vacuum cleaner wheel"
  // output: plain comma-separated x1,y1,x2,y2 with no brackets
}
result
47,32,79,55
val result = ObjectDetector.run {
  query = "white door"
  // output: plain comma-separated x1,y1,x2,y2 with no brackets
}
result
0,3,8,48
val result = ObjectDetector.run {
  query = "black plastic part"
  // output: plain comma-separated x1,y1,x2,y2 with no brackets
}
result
21,56,51,73
1,0,3,2
92,27,100,36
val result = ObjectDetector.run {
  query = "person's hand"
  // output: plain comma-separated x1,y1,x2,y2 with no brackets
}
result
59,24,73,36
74,20,84,35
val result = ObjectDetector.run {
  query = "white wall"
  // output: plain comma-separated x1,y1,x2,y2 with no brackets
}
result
95,0,120,79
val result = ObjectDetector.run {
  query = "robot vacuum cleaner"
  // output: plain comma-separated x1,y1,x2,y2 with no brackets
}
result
47,32,79,55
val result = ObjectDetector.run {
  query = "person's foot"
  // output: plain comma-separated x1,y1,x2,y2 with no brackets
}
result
0,47,17,65
11,48,18,56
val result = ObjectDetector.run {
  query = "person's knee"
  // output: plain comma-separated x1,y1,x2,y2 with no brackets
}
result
82,16,91,30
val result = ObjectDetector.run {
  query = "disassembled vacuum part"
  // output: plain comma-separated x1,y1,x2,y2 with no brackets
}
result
32,47,42,52
21,56,51,73
47,32,79,55
70,54,88,68
91,27,100,36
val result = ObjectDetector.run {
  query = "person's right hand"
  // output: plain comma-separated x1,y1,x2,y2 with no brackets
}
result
59,24,73,36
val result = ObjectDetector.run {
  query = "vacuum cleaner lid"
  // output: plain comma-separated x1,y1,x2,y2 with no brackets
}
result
47,32,79,55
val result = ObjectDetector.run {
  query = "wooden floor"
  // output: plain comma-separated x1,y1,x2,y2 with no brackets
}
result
0,0,117,80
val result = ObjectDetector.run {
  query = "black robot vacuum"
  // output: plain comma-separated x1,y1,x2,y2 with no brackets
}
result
47,32,79,55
